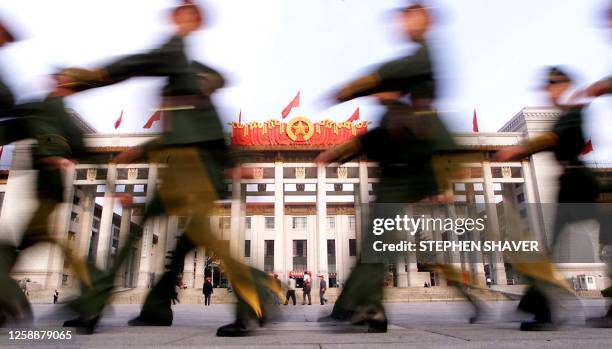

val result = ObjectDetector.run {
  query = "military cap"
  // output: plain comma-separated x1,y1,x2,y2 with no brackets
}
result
543,66,573,86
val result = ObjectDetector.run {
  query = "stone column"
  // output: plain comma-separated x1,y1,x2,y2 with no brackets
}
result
465,182,486,286
404,206,421,286
445,204,465,277
356,161,369,256
229,175,243,259
46,166,77,288
194,247,205,287
95,164,116,270
115,205,132,287
77,186,96,258
274,160,285,281
482,162,507,285
183,250,195,288
522,160,546,243
137,164,157,288
315,164,327,284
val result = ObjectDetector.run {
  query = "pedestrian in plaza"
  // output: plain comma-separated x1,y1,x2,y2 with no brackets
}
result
285,276,297,306
203,277,213,306
53,289,59,304
59,1,277,337
302,272,312,305
319,274,327,305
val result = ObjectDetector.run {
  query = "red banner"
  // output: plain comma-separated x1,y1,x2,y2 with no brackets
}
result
230,117,368,146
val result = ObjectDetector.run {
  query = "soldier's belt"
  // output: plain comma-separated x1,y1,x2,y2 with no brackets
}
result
157,95,213,111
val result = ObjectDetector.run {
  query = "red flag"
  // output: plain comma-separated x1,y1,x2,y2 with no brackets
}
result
238,109,242,124
281,91,300,119
114,110,124,130
143,111,161,129
0,146,3,159
581,138,593,155
346,107,360,122
472,109,479,133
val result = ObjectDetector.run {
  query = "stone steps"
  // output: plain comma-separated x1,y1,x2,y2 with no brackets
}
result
26,286,603,304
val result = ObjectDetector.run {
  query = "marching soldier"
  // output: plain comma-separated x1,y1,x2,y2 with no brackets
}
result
495,67,597,330
315,3,469,332
0,71,96,326
0,19,26,326
60,1,276,336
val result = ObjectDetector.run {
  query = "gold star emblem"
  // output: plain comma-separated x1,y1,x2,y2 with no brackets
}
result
292,121,308,136
286,117,314,141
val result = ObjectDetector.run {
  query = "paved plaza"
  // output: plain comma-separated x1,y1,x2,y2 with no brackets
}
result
2,300,612,348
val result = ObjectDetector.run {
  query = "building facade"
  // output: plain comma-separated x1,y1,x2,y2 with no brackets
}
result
0,107,608,292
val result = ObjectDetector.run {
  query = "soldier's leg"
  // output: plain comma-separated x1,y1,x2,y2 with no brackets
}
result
586,205,612,327
130,233,194,326
64,195,167,331
330,262,386,321
0,195,59,324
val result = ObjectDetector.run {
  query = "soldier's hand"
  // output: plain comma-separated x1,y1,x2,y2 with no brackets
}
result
224,167,254,179
314,150,336,165
419,193,454,204
112,147,144,164
60,67,101,83
38,156,77,170
494,146,528,162
116,193,133,208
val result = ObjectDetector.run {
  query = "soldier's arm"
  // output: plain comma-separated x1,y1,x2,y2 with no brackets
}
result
585,76,612,97
494,132,559,162
62,48,170,88
524,132,559,155
315,138,362,165
192,62,225,96
336,53,429,102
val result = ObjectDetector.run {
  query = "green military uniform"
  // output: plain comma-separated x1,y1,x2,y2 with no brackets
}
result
0,95,94,325
322,40,462,331
509,68,602,330
62,36,273,336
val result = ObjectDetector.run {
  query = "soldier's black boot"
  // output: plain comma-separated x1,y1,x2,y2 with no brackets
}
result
518,286,556,331
216,319,250,337
62,315,100,334
63,262,114,334
350,305,388,333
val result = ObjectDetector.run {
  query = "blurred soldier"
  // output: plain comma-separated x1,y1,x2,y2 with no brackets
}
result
0,19,25,326
496,67,599,330
315,3,461,332
0,21,15,119
0,71,95,326
60,1,276,336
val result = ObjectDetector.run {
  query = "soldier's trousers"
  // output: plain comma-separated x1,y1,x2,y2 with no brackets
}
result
1,169,91,323
68,146,272,324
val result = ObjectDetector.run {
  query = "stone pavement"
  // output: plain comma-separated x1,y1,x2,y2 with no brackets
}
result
1,300,612,348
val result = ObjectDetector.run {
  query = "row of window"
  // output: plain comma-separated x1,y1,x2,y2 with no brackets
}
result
218,216,356,231
251,238,358,272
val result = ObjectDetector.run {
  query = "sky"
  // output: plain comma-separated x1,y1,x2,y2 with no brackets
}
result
0,0,610,164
